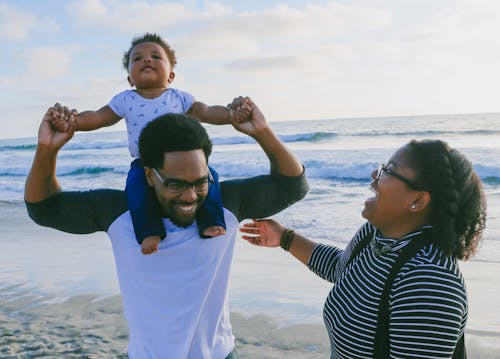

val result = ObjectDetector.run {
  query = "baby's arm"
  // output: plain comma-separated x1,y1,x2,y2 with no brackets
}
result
50,103,121,132
75,105,122,131
187,101,251,125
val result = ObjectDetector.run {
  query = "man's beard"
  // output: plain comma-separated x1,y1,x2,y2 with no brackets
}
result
169,212,196,228
162,199,204,228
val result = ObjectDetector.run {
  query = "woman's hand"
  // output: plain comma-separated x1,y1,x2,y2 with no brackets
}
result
239,219,286,247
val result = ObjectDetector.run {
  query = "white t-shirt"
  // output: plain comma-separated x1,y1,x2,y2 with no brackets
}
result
108,208,238,359
108,88,195,158
26,169,309,358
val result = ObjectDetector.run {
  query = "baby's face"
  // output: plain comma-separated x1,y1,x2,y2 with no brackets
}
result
127,42,174,89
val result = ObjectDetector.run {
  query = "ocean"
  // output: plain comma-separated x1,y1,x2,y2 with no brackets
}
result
1,113,500,353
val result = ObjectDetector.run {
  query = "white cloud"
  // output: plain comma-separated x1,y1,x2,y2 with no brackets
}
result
25,45,82,80
0,45,81,93
179,2,391,59
390,0,500,85
64,1,391,56
0,3,37,41
62,0,496,119
66,0,198,32
3,0,499,139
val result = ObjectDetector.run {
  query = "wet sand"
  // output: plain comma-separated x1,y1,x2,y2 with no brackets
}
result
1,204,499,358
0,291,329,358
1,289,498,358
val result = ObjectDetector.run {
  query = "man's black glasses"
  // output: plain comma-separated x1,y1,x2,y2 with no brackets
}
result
153,168,213,193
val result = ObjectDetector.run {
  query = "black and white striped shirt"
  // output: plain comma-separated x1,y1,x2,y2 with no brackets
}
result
308,222,467,358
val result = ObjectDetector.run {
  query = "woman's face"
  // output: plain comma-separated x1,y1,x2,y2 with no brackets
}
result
362,145,421,236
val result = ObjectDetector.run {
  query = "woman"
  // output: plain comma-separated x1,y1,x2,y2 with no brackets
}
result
240,139,486,358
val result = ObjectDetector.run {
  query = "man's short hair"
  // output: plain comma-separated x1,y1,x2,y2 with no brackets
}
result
139,114,212,169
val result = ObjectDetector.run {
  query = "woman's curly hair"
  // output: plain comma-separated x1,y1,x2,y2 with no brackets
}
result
406,140,487,260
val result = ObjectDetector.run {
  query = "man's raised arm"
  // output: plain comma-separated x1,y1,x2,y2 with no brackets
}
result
25,107,126,233
25,107,76,203
221,98,309,221
230,97,303,177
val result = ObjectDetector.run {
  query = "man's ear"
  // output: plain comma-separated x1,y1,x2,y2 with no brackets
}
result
410,191,431,212
144,167,155,187
167,71,175,83
127,75,134,87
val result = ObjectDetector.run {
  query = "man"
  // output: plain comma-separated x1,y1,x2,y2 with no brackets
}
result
25,98,308,358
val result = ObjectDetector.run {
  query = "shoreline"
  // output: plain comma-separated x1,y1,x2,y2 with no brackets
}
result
1,204,499,357
1,291,498,358
0,291,329,358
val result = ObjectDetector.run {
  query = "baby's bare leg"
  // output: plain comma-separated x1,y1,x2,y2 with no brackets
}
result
202,226,226,238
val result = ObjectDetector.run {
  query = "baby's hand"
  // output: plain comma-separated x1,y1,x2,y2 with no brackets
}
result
141,235,162,255
227,96,253,124
233,104,252,124
49,104,78,133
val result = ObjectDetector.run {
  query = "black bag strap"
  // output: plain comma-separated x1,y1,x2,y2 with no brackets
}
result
344,228,466,358
345,229,373,268
374,232,432,358
373,230,466,359
452,333,467,359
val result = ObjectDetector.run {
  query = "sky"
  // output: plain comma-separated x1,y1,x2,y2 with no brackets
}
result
1,0,499,139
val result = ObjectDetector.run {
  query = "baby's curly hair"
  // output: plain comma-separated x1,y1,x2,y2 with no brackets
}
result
122,33,177,71
406,140,487,260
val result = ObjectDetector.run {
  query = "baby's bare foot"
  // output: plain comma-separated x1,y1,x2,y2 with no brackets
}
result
141,235,162,255
202,226,226,238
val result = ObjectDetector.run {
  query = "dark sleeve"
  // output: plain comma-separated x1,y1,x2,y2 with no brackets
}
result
25,189,128,234
220,167,309,221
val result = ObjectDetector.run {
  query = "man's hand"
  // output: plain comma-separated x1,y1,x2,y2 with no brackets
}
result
25,105,76,203
39,104,76,150
228,97,268,137
49,103,78,133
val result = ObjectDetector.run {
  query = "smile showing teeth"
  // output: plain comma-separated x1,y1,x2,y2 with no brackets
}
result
176,203,196,213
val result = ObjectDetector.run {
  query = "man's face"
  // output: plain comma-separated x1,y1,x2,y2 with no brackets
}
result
145,149,209,227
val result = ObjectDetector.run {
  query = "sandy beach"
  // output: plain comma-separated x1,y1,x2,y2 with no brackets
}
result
1,203,500,358
1,286,498,358
0,290,330,358
1,229,499,358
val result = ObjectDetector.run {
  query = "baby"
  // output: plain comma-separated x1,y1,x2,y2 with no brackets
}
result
50,33,250,254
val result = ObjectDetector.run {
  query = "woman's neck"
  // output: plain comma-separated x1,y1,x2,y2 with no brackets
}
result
378,211,431,240
378,220,431,240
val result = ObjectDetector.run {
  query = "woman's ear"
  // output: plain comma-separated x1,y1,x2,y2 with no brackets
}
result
410,191,431,212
